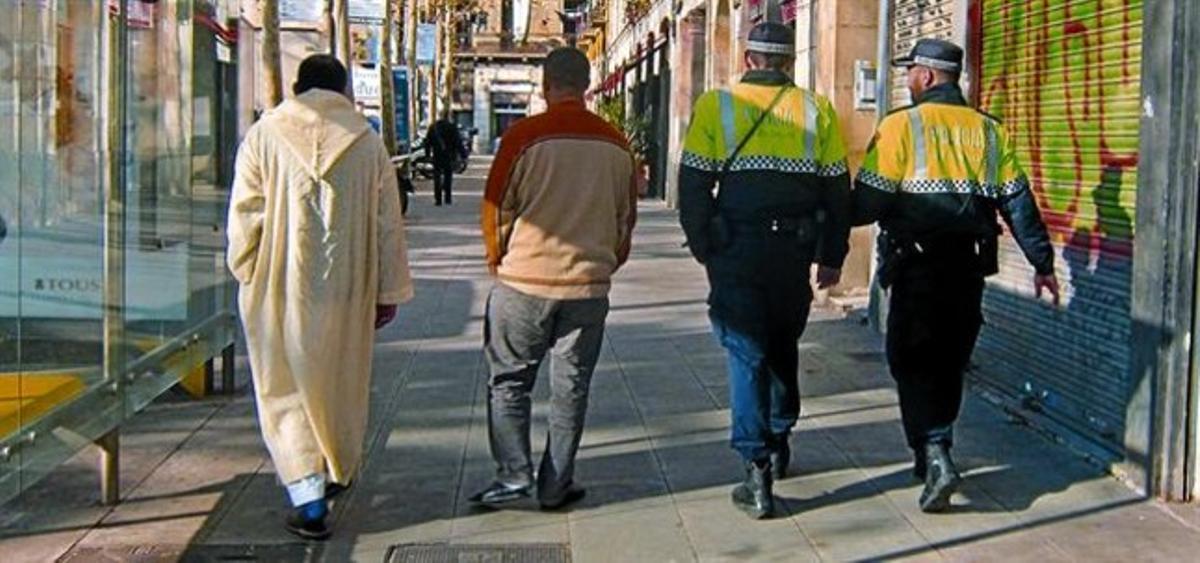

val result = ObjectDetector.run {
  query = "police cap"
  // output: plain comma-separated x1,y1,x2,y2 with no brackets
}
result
892,38,963,73
746,22,795,56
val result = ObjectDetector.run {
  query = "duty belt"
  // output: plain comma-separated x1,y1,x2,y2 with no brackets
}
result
727,216,814,237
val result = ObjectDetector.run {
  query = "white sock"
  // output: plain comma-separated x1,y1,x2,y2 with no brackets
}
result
286,473,326,507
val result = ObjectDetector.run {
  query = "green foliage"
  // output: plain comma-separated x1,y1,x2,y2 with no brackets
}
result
596,96,625,128
622,114,651,164
596,95,650,163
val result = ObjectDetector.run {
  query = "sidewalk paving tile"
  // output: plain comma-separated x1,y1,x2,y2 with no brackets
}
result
5,160,1199,562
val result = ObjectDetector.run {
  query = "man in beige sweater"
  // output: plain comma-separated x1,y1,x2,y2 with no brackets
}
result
471,47,638,510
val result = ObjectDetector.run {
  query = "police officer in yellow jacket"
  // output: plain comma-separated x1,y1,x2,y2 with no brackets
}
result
853,38,1061,513
679,22,852,520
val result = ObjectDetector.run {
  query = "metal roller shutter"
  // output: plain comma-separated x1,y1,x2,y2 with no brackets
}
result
974,0,1144,452
890,0,958,108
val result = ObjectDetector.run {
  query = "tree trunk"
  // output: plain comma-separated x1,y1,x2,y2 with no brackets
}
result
405,0,418,149
442,7,453,120
379,0,397,154
260,0,283,107
430,6,440,121
332,0,353,97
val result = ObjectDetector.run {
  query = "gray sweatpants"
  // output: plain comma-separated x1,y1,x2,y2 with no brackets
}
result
484,283,609,504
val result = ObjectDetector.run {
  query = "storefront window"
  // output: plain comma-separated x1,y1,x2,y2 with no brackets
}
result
0,0,234,504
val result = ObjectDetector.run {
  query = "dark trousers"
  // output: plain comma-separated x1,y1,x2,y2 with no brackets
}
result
711,312,805,462
707,268,812,462
433,164,453,205
886,255,985,452
705,229,815,463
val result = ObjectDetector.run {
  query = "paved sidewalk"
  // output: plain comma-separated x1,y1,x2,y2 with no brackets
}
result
3,158,1200,562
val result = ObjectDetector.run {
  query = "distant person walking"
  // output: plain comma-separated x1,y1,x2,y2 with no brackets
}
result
422,113,467,206
227,55,414,540
470,47,638,510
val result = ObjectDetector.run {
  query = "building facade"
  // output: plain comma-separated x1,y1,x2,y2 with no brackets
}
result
453,0,568,153
588,0,880,290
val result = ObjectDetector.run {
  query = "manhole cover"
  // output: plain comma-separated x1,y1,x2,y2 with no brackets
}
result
385,543,571,563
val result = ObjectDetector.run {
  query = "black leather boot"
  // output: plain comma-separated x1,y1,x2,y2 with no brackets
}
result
919,443,961,513
912,448,927,482
770,437,791,480
731,460,775,520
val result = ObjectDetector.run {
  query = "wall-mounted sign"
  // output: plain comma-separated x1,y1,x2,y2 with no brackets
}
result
393,67,410,148
352,24,381,64
280,0,323,24
853,59,877,111
349,0,386,24
416,24,437,65
353,65,381,103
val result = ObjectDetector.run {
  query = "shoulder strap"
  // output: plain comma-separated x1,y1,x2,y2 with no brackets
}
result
716,86,791,182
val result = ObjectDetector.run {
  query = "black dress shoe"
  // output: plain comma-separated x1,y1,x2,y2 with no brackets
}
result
285,509,331,541
540,483,587,510
919,443,961,513
469,482,531,506
325,482,350,500
770,438,791,480
731,460,775,520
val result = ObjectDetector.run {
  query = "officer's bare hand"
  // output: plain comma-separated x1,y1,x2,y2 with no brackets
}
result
1034,274,1060,306
817,266,842,290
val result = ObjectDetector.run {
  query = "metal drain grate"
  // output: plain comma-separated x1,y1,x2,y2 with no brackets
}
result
385,543,571,563
59,544,323,563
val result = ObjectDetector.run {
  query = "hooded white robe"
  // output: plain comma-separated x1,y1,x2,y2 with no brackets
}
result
227,89,413,485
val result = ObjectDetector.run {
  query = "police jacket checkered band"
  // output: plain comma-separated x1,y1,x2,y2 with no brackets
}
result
681,150,721,172
999,176,1031,198
683,152,839,176
747,40,794,55
860,175,1030,199
913,55,961,72
900,178,1003,198
817,160,849,177
725,155,817,173
857,168,901,193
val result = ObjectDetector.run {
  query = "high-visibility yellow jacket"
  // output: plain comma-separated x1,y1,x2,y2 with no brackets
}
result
678,69,852,271
852,83,1054,276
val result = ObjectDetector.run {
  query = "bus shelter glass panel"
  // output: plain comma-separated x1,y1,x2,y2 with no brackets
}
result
0,1,123,496
122,0,218,413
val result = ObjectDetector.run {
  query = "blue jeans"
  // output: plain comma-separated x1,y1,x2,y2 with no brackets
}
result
712,316,801,463
484,284,609,504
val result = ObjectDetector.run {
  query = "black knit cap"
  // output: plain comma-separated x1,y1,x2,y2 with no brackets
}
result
746,22,794,56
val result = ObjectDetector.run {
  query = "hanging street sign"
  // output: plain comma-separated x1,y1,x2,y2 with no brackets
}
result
416,23,437,65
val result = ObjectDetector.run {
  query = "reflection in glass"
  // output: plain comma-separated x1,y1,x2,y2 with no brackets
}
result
0,0,233,503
